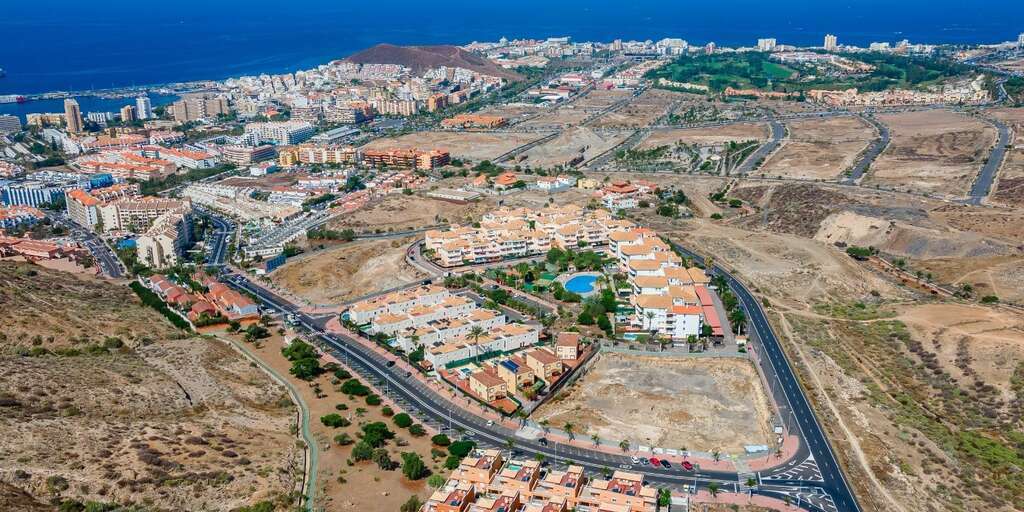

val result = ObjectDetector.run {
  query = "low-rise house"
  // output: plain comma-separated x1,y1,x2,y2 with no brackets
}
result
554,332,581,360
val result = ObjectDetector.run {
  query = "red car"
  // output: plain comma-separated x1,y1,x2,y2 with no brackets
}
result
649,457,660,466
681,461,694,471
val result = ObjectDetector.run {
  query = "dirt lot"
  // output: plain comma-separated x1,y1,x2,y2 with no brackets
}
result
639,123,767,149
533,354,774,454
518,126,628,168
517,89,633,130
475,102,547,124
328,193,491,232
361,131,549,163
865,110,996,197
989,108,1024,206
272,237,425,305
231,330,443,512
590,89,685,128
0,262,298,510
761,116,874,180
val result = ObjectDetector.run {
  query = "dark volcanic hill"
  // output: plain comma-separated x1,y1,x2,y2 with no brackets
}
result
344,43,522,81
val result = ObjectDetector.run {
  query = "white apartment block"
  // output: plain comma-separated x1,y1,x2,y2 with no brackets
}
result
425,204,634,267
347,285,451,325
368,295,478,336
393,308,506,352
244,121,315,145
136,207,193,269
425,323,540,369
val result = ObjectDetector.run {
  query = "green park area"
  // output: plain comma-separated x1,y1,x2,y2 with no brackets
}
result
647,51,976,94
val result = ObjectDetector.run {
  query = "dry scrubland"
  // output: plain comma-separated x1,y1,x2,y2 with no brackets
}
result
590,88,684,128
633,177,1024,511
517,89,632,130
237,332,441,511
989,108,1024,206
533,354,774,453
328,193,490,232
272,237,425,305
761,116,874,180
866,110,995,197
0,262,299,511
361,131,548,162
639,123,767,149
519,126,628,168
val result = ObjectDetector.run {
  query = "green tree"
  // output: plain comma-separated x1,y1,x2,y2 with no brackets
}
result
401,452,427,480
427,474,446,488
400,496,423,512
393,413,413,428
334,433,354,446
351,441,373,461
320,414,350,428
448,440,477,458
431,434,451,446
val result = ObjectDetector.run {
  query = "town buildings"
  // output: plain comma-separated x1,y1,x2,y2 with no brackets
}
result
65,184,192,234
222,145,276,165
135,206,193,268
362,148,450,170
824,34,838,52
425,204,632,267
171,95,230,122
0,115,23,134
136,96,153,120
424,451,660,512
757,38,777,52
64,99,84,133
244,121,316,145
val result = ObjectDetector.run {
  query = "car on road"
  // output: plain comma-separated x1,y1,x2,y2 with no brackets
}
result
649,457,660,467
385,360,395,367
681,461,694,471
659,459,671,469
538,438,548,446
630,456,641,464
404,371,412,378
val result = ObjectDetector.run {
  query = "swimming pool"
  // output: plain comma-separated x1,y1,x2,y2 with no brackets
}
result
564,274,598,294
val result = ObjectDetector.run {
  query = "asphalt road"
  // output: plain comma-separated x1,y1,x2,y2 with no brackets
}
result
222,243,855,511
46,212,124,278
735,120,785,174
968,117,1010,204
845,114,890,184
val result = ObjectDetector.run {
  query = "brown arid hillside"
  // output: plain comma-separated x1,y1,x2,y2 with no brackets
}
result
0,262,300,511
345,43,522,81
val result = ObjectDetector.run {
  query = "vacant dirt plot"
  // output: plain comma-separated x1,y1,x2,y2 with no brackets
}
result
639,123,767,149
761,116,874,180
591,89,684,128
328,193,490,232
519,126,628,168
361,131,548,162
272,237,425,305
866,110,995,197
989,108,1024,206
517,89,633,130
533,354,774,454
476,102,546,124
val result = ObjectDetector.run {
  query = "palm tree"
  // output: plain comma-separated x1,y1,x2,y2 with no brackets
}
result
645,311,656,331
708,481,720,498
729,309,746,335
619,439,630,452
591,433,600,446
564,422,575,441
505,438,515,457
540,419,550,434
468,326,485,362
712,449,721,462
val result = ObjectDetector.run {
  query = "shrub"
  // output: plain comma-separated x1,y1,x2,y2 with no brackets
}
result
361,422,395,448
980,295,1000,304
401,452,427,480
321,414,351,428
334,433,354,446
340,379,370,396
431,434,451,447
448,440,476,458
351,441,373,461
365,395,382,406
333,368,352,379
393,413,413,428
381,406,394,417
443,454,461,470
408,424,427,437
427,474,446,488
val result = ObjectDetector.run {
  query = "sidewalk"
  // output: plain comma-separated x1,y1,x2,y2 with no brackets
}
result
690,490,799,511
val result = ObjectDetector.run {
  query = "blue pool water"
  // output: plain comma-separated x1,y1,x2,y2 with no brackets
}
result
564,275,597,294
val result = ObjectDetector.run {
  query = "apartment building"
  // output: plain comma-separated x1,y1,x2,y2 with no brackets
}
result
362,148,450,170
74,152,177,181
469,370,508,402
140,146,219,169
222,144,276,165
135,207,193,268
0,205,45,229
394,308,506,352
347,285,451,325
65,184,190,233
172,96,230,122
524,348,562,383
554,332,581,361
368,295,477,335
278,144,359,166
426,205,632,267
495,356,535,392
0,114,22,134
425,454,659,512
425,323,539,369
244,121,316,145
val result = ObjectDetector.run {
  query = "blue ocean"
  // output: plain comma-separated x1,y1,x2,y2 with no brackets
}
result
1,0,1022,97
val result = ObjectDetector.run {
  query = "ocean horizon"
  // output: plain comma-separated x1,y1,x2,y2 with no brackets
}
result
2,0,1022,97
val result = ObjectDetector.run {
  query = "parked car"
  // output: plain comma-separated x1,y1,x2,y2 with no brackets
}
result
649,457,660,467
681,461,694,471
630,456,641,464
385,360,395,367
660,459,671,469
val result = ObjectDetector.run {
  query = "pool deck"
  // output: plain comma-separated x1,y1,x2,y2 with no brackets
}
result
556,271,603,297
